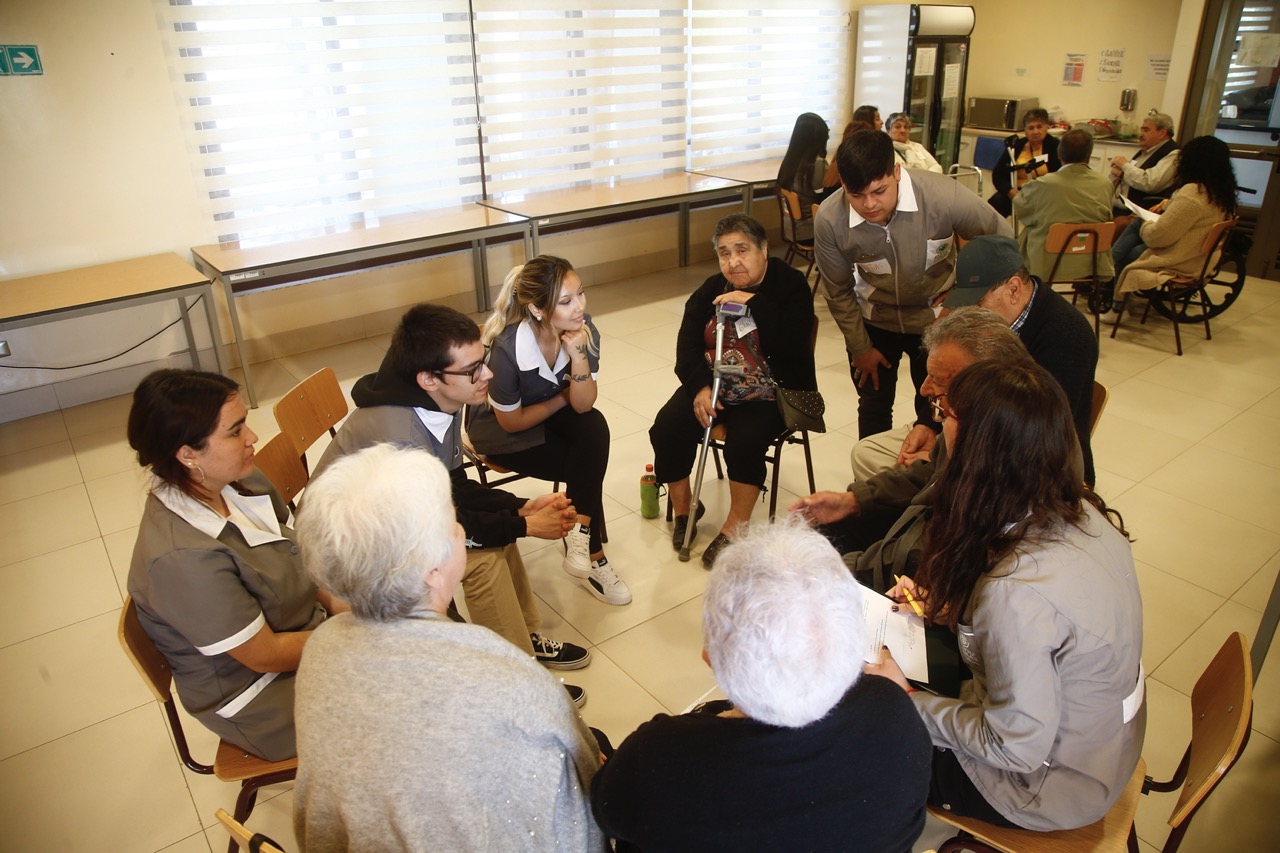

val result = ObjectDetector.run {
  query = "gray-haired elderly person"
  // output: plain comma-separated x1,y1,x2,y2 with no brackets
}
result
590,521,930,853
292,444,605,853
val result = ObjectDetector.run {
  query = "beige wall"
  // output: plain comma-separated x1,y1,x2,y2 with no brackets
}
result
1,0,1204,416
966,0,1186,129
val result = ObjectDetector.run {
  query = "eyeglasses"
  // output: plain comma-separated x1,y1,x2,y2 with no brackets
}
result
929,393,949,423
435,347,490,384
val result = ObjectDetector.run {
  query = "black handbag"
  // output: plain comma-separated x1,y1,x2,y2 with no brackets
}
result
739,330,826,433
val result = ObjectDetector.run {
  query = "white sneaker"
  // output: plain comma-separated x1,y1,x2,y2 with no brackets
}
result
562,525,592,579
582,556,632,606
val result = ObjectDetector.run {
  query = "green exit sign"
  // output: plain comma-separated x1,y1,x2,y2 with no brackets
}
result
1,45,44,76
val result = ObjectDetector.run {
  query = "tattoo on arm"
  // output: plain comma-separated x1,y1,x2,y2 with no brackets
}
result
571,373,591,382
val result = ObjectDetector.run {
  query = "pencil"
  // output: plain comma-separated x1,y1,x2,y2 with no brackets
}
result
893,573,925,618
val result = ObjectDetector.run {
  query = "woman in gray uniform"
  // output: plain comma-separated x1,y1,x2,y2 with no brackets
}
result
126,369,343,761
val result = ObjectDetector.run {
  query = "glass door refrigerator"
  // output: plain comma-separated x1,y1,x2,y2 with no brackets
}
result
854,5,975,172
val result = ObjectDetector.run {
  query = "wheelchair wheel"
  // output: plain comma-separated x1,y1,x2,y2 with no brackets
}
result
1148,249,1246,323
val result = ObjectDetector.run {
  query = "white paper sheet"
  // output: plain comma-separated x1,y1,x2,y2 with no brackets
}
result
860,585,929,683
1122,195,1160,222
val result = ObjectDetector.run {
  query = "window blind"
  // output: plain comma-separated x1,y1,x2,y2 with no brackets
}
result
159,1,855,246
472,2,689,198
687,0,850,172
159,0,481,246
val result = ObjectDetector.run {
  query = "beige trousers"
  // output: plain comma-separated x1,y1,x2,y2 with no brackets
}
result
462,543,541,655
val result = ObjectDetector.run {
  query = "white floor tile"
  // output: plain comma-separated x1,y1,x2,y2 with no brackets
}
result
0,539,121,649
0,612,152,761
0,705,203,852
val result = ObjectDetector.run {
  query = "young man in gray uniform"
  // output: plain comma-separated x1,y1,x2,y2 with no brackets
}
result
814,130,1011,444
312,304,592,700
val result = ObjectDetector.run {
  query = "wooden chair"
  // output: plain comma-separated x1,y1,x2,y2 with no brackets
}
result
1043,221,1115,339
118,598,297,853
215,808,287,853
1089,380,1109,437
708,318,821,520
1110,218,1238,356
252,431,308,512
272,367,348,470
777,188,822,294
930,632,1253,853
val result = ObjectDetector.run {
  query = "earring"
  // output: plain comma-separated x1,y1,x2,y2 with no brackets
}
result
189,464,206,484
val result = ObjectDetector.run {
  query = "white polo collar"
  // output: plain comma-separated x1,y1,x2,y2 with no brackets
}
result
153,479,287,547
847,166,918,228
514,318,567,386
413,406,456,443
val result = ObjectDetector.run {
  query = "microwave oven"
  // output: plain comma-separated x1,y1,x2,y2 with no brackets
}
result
966,96,1040,131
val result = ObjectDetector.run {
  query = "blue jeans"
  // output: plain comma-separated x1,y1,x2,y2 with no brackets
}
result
1112,219,1146,280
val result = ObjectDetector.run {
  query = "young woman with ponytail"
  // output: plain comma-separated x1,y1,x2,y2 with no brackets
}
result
468,256,630,606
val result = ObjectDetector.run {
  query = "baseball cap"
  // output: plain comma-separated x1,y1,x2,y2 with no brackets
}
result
946,235,1025,308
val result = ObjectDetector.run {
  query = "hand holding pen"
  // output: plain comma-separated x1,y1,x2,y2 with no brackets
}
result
889,573,926,619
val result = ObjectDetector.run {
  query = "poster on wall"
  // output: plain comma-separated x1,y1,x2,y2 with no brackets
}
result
1097,48,1125,82
1146,54,1171,80
1063,54,1085,86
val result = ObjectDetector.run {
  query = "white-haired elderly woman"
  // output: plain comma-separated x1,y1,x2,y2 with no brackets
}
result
292,444,605,853
590,521,931,852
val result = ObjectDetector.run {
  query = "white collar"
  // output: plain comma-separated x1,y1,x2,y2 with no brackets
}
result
514,318,567,386
153,479,287,547
413,406,456,443
846,166,918,228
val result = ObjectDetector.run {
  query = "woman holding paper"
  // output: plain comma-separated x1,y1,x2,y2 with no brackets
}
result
1114,134,1238,295
867,359,1144,833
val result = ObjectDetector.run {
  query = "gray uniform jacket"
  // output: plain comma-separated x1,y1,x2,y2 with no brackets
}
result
913,504,1146,831
128,473,324,761
814,168,1011,356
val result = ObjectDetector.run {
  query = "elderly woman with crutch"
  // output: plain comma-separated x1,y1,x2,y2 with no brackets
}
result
648,213,817,567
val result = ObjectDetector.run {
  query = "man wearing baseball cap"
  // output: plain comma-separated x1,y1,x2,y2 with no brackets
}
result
850,234,1098,487
946,235,1099,485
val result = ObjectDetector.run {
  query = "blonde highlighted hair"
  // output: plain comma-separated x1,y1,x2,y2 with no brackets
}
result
480,255,597,356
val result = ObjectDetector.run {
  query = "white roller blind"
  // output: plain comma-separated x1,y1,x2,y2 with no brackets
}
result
158,1,855,245
159,0,481,246
473,2,689,197
687,1,851,171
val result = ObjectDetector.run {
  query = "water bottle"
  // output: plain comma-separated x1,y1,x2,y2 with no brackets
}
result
640,463,660,519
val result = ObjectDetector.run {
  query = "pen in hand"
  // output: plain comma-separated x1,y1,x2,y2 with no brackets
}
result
893,574,925,618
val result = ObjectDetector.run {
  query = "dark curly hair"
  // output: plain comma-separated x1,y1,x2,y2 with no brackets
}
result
1173,135,1238,217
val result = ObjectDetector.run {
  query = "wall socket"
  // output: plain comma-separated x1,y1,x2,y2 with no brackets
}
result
0,340,10,358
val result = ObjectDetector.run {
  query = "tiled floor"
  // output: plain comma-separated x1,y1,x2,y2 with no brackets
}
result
1,260,1278,851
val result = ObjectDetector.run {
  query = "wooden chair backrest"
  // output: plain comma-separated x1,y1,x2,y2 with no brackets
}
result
779,187,804,222
1171,631,1253,828
1200,217,1237,257
272,367,348,459
1045,221,1115,255
118,597,173,704
1089,380,1109,437
253,431,309,508
216,808,287,853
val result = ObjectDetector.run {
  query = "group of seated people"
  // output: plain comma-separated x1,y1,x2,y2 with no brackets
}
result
987,107,1240,314
123,121,1171,850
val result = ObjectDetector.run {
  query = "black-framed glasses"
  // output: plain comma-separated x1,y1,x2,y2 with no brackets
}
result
435,347,490,384
929,393,949,423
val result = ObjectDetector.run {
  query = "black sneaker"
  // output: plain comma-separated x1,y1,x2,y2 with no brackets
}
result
701,532,732,568
671,500,707,550
564,682,587,708
531,633,591,671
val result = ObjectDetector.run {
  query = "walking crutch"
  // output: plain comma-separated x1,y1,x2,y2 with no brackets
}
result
679,302,747,562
